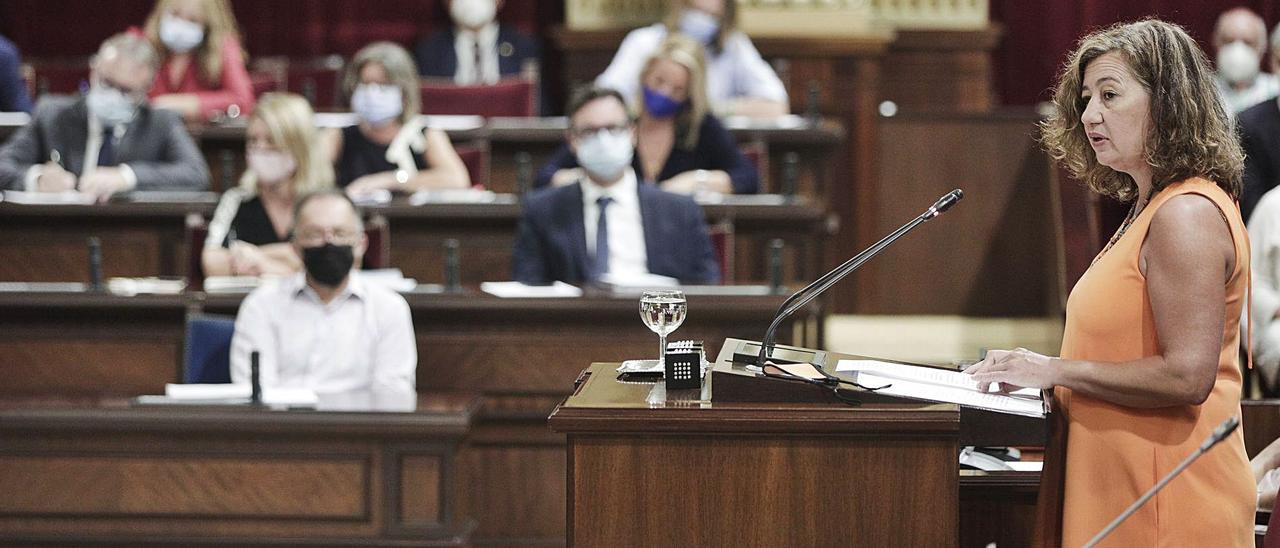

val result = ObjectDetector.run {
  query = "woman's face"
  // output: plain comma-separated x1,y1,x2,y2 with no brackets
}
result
245,118,278,152
1080,51,1151,176
643,58,690,103
359,62,391,86
168,0,208,26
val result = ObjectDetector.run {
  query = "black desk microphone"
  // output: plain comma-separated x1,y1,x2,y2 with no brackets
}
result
87,236,103,292
249,351,262,406
1083,415,1241,547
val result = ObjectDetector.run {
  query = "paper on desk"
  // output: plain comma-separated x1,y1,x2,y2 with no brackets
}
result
162,383,318,406
2,190,96,205
855,371,1045,418
203,275,263,293
107,277,186,295
480,281,582,298
836,359,1042,398
409,188,497,205
600,272,679,291
349,189,392,205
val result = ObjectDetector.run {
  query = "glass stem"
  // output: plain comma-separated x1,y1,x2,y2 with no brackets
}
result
658,333,667,367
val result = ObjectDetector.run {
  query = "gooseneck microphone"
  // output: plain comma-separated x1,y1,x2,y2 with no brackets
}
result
755,189,964,369
1083,415,1241,547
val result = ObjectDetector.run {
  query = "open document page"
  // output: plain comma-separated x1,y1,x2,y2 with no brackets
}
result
835,359,1046,418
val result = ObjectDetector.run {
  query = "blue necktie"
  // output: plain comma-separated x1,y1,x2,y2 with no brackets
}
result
594,196,613,280
97,126,116,166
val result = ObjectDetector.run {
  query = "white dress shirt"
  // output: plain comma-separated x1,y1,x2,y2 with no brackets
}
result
230,271,417,397
595,23,788,111
1249,187,1280,388
1217,72,1280,113
454,22,500,85
23,109,137,191
580,169,649,277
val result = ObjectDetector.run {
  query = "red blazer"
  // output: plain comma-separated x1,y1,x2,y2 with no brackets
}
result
148,36,255,120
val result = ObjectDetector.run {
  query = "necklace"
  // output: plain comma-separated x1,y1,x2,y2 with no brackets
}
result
1093,192,1149,265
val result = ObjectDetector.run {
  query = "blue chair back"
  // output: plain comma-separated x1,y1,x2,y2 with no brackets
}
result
183,315,236,384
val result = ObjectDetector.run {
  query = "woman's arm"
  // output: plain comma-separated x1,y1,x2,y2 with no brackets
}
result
345,129,470,194
969,194,1234,408
151,38,256,121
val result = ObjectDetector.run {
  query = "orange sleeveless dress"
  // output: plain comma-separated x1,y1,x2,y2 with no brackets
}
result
1057,178,1255,547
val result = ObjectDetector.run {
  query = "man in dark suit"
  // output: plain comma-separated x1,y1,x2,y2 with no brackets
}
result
413,0,540,84
1240,97,1280,222
513,87,719,285
0,32,208,201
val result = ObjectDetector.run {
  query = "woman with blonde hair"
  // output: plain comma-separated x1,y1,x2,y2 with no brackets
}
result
965,19,1254,545
143,0,255,121
537,35,757,195
203,93,333,277
326,41,470,196
596,0,787,118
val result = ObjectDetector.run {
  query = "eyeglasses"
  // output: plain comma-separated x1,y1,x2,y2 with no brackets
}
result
293,226,361,247
570,124,632,139
94,76,147,103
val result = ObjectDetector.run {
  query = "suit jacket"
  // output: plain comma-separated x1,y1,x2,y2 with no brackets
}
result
0,95,209,191
414,25,540,80
1241,99,1280,223
512,178,720,285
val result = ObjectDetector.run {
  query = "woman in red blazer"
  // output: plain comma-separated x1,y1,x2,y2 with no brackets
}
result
142,0,255,122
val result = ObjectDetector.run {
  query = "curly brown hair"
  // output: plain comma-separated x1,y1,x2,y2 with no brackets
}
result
1040,19,1243,202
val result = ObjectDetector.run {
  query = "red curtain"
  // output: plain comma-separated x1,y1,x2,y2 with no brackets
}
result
991,0,1280,105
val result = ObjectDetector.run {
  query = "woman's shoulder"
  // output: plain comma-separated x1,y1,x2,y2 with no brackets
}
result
621,24,667,48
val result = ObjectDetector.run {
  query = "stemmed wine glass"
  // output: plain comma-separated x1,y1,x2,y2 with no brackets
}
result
639,289,687,368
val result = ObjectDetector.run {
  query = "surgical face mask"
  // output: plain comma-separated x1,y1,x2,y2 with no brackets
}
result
86,83,140,128
301,243,355,287
642,86,685,118
678,9,720,45
1218,40,1261,84
246,148,298,185
575,128,634,181
159,13,205,54
451,0,497,30
351,84,403,126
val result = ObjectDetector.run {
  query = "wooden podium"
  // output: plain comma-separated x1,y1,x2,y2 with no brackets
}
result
549,339,967,547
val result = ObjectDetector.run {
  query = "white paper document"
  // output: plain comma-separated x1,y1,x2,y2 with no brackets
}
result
836,359,1046,418
480,281,582,298
142,383,319,407
2,191,96,205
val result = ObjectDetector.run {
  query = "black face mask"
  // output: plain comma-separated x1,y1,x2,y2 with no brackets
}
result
301,243,354,287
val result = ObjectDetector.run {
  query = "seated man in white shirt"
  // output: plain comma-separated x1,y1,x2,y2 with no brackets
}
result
230,190,416,398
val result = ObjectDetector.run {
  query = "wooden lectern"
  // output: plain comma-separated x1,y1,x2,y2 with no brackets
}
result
549,339,968,547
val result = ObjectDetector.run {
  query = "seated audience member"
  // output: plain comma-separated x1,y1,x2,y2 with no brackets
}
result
1247,186,1280,391
0,33,33,113
1238,25,1280,222
537,35,758,195
144,0,255,122
0,32,209,200
414,0,540,85
230,190,416,397
203,93,333,277
1212,7,1279,113
325,42,470,195
514,86,719,285
596,0,787,118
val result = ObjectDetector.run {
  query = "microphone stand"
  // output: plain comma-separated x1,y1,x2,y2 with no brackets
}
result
1083,416,1241,547
755,189,964,370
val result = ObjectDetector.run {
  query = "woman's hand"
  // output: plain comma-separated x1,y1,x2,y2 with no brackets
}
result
964,348,1059,393
228,241,266,276
345,172,398,196
659,169,731,195
550,168,584,187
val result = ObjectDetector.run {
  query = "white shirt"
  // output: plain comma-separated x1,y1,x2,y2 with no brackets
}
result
230,271,417,398
596,24,788,113
1217,72,1280,113
454,22,500,85
23,108,137,191
580,169,648,277
1247,186,1280,387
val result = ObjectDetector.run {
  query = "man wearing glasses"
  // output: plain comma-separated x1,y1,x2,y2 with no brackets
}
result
512,86,719,285
0,32,208,201
229,190,416,399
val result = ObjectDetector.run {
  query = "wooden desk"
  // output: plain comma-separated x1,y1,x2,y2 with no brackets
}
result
0,393,478,547
0,287,816,546
550,362,961,547
0,196,830,286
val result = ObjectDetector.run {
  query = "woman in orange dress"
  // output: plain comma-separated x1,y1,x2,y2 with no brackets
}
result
966,20,1255,546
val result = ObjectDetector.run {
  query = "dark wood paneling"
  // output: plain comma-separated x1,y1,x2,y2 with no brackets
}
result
867,110,1055,315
